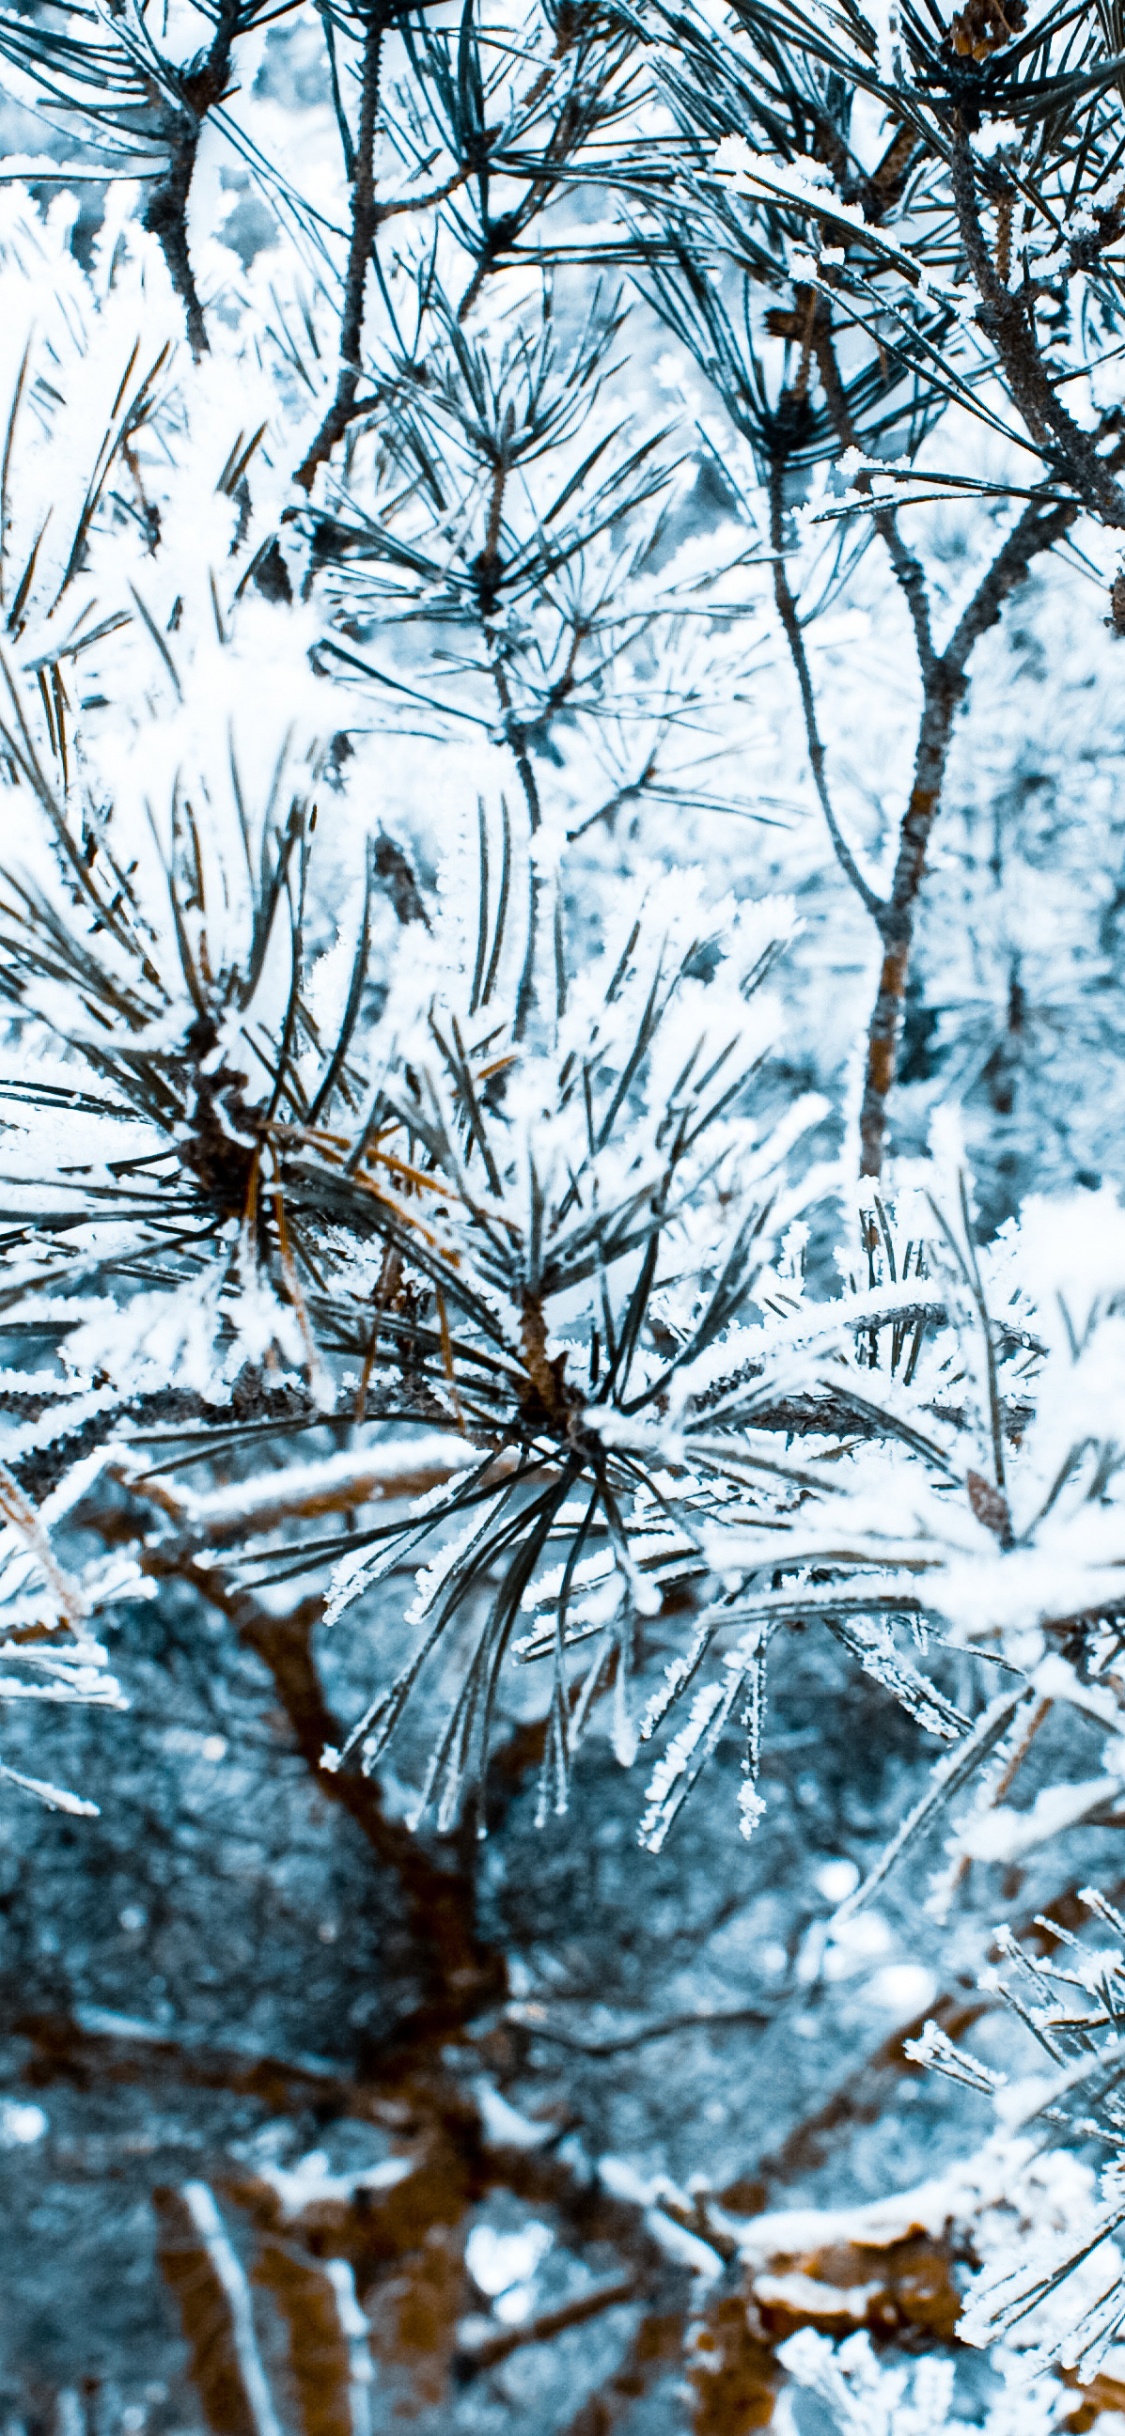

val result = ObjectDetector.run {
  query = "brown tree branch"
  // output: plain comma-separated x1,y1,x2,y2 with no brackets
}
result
136,1534,506,2051
859,490,1075,1175
950,128,1125,530
295,2,388,495
779,294,1081,1175
155,2181,282,2436
13,2005,362,2115
144,0,241,361
457,2276,637,2372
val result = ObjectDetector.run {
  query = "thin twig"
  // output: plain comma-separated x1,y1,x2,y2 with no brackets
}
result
506,1999,778,2056
767,446,884,920
458,2277,636,2371
858,492,1075,1176
144,0,240,359
295,0,388,492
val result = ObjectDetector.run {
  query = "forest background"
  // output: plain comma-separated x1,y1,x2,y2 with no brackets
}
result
4,0,1125,2425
